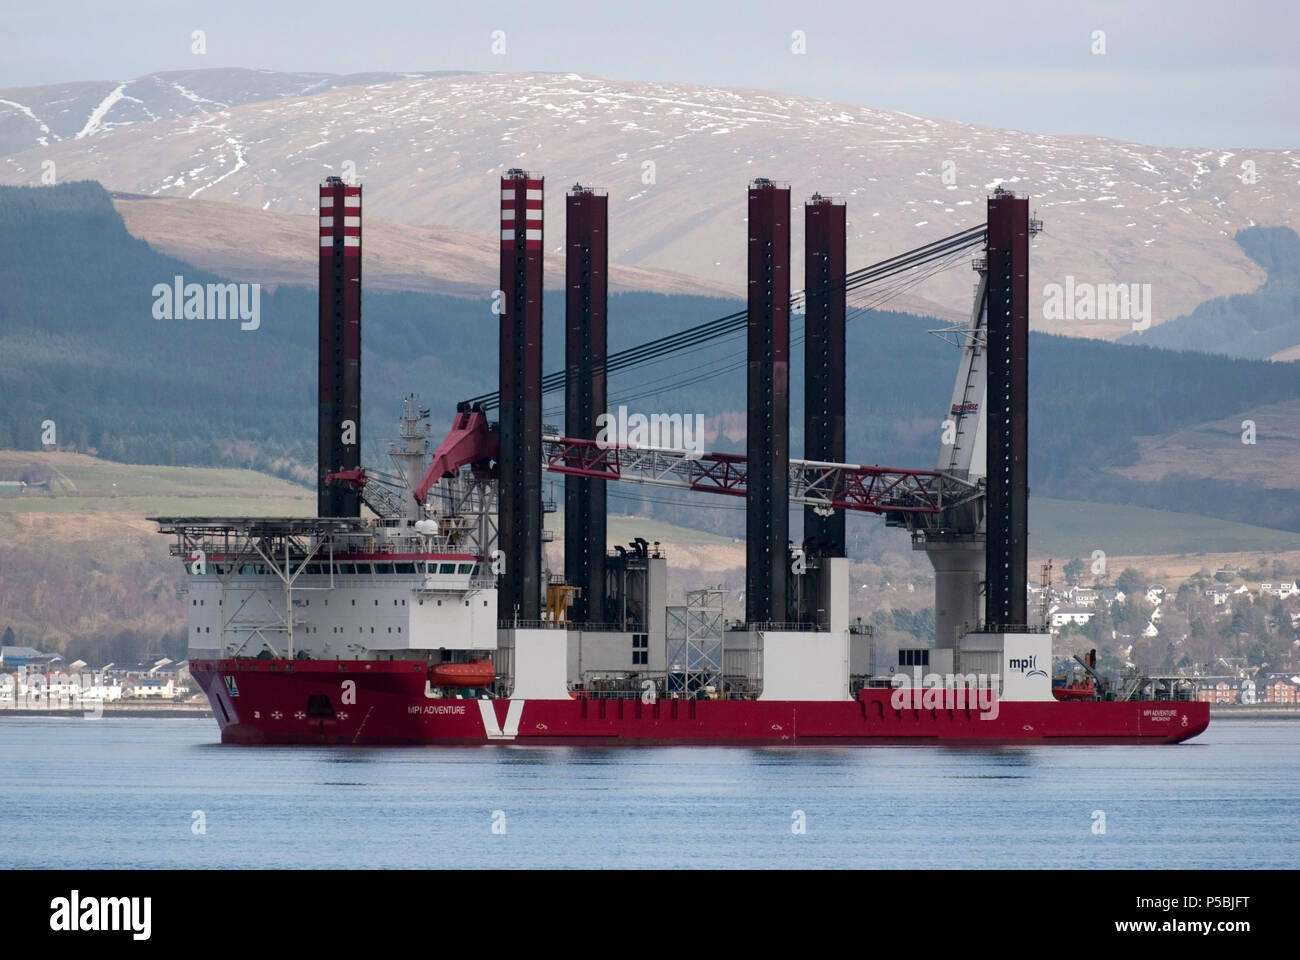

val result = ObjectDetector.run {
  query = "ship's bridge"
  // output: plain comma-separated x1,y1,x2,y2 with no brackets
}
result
153,517,497,660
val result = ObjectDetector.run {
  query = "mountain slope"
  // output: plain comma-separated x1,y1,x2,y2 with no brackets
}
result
110,192,747,301
6,182,1300,540
0,68,470,155
1119,226,1300,359
3,70,1295,338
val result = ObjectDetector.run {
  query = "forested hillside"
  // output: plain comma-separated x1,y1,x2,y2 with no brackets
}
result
4,182,1300,536
1119,226,1300,359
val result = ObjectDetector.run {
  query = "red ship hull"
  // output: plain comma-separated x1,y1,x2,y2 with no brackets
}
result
190,659,1209,746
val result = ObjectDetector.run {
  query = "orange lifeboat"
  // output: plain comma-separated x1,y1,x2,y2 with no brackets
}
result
428,660,495,688
1052,680,1096,701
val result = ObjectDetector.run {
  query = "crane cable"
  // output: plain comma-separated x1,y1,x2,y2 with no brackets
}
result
465,223,987,410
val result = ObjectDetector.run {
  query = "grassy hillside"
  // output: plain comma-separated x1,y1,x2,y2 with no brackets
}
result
1029,497,1300,560
4,451,1300,665
0,452,312,663
0,451,314,517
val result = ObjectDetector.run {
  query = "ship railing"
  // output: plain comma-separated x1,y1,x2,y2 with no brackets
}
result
494,619,661,633
570,685,662,701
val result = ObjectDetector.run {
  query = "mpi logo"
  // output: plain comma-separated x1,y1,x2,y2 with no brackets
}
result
1008,656,1048,679
50,891,151,941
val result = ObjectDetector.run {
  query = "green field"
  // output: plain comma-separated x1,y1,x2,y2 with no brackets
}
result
1029,497,1300,558
546,511,735,548
0,452,734,548
0,451,314,517
5,452,1297,560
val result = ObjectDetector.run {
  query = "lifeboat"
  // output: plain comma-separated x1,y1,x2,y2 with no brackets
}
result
1052,680,1096,701
428,660,495,688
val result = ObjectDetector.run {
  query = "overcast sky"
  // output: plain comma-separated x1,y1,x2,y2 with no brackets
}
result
2,0,1296,148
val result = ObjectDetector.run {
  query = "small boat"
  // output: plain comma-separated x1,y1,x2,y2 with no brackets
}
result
428,660,495,687
1052,679,1096,701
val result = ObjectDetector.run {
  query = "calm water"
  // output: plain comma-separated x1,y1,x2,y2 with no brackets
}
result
3,716,1296,868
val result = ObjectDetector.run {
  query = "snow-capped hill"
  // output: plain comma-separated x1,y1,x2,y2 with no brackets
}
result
0,68,470,155
2,70,1296,337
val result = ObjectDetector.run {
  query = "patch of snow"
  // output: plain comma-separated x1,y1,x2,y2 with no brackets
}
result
0,99,52,135
75,83,128,138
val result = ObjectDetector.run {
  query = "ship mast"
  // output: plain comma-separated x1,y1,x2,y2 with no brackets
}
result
388,395,433,520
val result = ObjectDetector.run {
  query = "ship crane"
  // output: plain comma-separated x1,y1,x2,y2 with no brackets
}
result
542,435,981,516
326,467,410,518
405,404,981,519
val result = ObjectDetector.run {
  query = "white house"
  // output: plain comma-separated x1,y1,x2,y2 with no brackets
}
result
1051,605,1095,628
130,678,175,699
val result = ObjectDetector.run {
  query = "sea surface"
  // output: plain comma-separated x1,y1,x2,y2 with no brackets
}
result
3,716,1296,869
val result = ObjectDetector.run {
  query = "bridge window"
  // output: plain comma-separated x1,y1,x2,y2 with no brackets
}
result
374,563,394,574
355,564,373,575
395,563,416,574
337,563,356,575
439,563,457,575
457,564,473,574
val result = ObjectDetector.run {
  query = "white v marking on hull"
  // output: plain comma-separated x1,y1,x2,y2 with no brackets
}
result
478,700,525,740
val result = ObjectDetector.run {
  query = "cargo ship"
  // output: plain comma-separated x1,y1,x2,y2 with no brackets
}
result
157,177,1208,746
161,399,1207,747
